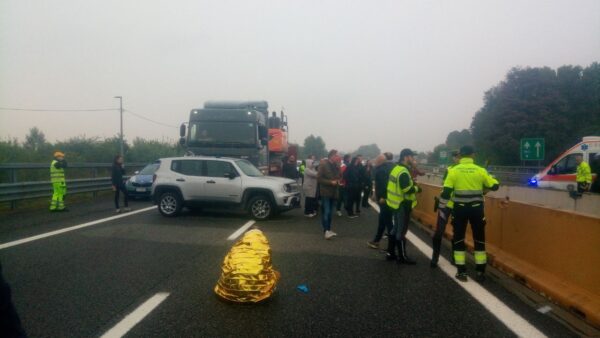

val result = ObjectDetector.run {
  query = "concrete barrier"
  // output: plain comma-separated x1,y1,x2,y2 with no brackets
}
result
417,174,600,217
411,182,600,328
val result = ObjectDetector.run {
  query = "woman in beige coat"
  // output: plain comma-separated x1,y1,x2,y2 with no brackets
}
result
302,159,319,217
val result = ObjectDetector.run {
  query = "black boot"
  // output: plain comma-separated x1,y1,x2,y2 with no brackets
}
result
397,238,416,265
385,237,397,261
431,235,441,268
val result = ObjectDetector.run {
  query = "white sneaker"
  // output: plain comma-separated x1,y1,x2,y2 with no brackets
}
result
115,209,121,213
329,230,337,237
336,211,342,216
309,212,317,218
324,231,335,240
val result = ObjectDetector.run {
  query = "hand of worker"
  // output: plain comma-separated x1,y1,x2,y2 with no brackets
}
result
112,185,116,192
379,198,385,205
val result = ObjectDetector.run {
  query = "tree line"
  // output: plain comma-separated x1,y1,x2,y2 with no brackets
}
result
0,127,182,164
430,62,600,165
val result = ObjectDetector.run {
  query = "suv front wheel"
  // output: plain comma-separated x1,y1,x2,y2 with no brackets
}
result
247,195,274,220
158,191,182,217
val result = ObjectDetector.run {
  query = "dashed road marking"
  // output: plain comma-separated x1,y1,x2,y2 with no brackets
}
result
100,292,170,338
227,220,256,241
368,200,547,338
0,206,156,250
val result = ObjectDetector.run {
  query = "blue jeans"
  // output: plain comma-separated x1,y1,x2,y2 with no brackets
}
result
321,197,336,232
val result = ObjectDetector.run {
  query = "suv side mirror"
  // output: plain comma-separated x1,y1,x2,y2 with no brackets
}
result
224,172,236,179
179,137,186,146
548,166,557,175
180,124,186,137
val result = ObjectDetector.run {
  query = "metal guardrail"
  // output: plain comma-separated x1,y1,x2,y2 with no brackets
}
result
0,162,148,208
0,178,118,203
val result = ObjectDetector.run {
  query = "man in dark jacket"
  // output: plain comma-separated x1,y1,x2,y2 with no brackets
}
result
367,152,395,249
343,157,362,218
111,155,130,213
282,155,299,180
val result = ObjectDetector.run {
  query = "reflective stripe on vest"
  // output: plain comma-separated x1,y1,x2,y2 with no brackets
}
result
50,160,65,183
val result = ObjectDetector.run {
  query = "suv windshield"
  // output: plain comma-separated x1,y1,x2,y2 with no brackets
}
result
235,159,263,177
139,163,159,175
189,122,256,146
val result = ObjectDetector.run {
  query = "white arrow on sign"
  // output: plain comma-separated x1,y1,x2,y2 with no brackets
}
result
535,142,541,157
524,142,530,149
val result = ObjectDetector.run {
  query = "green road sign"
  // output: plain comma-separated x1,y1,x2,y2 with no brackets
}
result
520,138,545,161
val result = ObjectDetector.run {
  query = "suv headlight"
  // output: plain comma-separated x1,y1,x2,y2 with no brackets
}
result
283,183,299,193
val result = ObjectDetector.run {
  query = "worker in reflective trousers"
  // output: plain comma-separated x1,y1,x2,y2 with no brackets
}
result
385,149,421,264
438,146,499,282
50,151,68,212
430,150,459,268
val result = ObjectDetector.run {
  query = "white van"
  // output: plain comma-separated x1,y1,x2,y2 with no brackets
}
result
529,136,599,190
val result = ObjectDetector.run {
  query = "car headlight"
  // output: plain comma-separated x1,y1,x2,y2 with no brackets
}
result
284,183,299,193
129,176,136,184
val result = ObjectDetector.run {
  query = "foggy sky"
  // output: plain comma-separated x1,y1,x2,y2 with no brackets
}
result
1,0,599,155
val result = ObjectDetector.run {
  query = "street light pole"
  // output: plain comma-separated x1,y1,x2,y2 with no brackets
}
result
114,96,123,157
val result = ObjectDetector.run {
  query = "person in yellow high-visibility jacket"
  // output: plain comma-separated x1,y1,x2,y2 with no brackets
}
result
575,154,592,193
439,146,499,282
386,149,421,264
49,151,68,212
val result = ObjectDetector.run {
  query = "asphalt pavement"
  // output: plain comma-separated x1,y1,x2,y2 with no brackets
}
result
0,197,578,337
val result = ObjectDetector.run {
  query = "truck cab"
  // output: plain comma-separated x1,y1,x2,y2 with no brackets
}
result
179,101,270,171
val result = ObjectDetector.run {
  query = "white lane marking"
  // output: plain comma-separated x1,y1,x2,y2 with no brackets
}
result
100,292,169,338
368,200,547,338
227,220,255,241
0,206,156,250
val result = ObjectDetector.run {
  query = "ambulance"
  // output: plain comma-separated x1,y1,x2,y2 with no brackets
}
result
529,136,599,190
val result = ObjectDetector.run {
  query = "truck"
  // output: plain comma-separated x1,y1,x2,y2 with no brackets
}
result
178,100,293,176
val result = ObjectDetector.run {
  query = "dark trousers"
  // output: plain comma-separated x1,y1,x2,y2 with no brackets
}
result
0,263,26,338
336,187,346,211
432,207,453,263
373,203,393,242
345,186,361,215
304,196,318,215
361,185,372,207
114,183,129,209
452,203,486,273
387,202,412,259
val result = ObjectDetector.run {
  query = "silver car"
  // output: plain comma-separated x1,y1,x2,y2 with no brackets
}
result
151,156,301,220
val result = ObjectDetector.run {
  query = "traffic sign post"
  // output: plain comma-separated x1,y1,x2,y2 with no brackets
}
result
520,138,545,161
439,150,448,165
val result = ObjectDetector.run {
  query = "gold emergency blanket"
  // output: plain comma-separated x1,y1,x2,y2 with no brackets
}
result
214,229,280,303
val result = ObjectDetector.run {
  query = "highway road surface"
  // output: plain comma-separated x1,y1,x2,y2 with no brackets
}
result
0,198,582,337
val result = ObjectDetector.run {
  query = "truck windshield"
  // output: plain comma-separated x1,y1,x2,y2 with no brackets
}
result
189,122,256,146
235,160,264,177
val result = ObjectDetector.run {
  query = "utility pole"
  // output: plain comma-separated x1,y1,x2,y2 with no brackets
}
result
114,96,124,157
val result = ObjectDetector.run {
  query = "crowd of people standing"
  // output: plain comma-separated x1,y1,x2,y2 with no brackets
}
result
298,145,499,283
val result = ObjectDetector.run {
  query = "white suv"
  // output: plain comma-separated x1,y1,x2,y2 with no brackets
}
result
151,156,300,220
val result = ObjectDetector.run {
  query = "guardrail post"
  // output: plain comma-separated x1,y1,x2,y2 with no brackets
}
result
10,168,17,210
92,168,98,198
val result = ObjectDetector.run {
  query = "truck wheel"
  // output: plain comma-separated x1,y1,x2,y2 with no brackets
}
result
158,191,182,217
248,195,273,220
